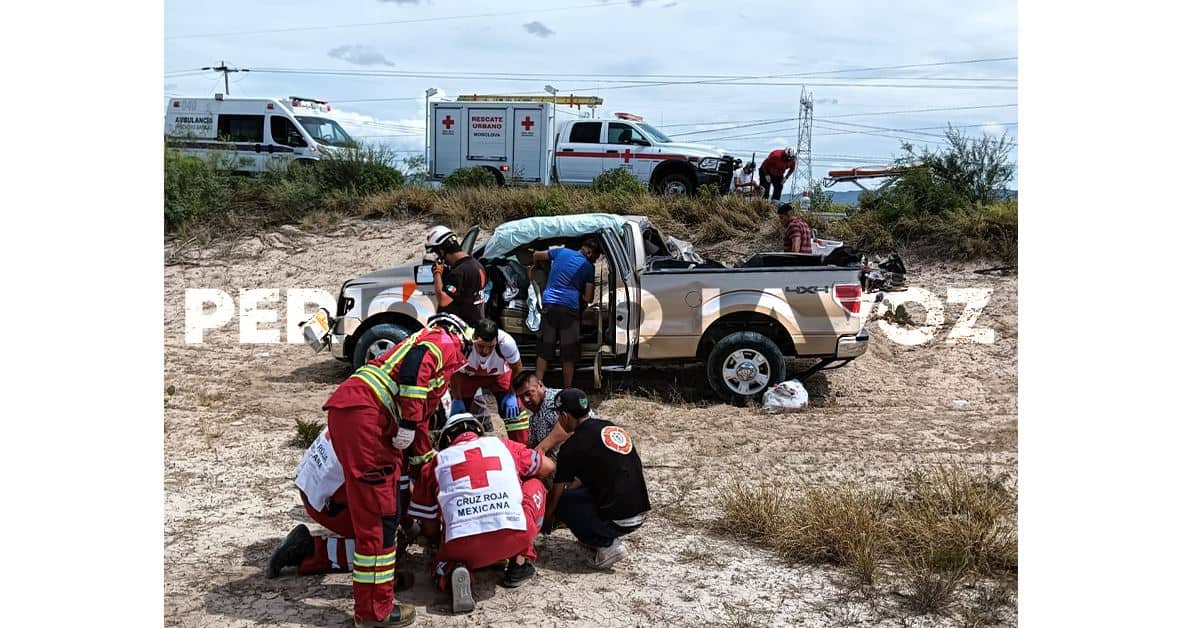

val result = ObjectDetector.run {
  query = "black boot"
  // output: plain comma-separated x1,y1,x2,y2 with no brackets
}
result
267,524,313,578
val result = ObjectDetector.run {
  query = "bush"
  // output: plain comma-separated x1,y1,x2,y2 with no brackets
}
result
443,166,498,189
590,168,647,195
304,144,405,196
163,149,230,229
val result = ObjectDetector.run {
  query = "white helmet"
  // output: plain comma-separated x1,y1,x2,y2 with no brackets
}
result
425,225,457,251
426,312,473,355
437,412,485,449
783,147,797,159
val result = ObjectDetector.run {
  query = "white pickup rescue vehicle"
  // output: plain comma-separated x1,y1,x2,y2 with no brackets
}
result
164,95,356,172
429,98,741,194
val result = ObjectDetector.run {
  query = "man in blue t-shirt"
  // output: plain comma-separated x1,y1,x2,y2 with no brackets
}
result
531,239,600,389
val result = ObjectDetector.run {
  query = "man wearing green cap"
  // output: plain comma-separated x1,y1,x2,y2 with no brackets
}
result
542,388,651,569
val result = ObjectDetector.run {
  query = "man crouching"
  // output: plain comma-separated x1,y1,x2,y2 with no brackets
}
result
407,412,555,613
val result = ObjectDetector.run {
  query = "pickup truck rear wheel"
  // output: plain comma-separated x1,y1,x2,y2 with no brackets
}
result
352,323,412,369
706,331,785,402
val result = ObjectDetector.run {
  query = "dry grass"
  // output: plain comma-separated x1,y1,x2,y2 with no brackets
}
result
898,555,969,615
289,418,324,448
712,467,1016,607
891,467,1017,577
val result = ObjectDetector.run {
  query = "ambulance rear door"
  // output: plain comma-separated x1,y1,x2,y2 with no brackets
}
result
466,106,509,165
432,103,464,178
511,105,548,183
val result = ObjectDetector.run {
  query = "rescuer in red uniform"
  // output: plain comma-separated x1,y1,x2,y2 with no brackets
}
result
408,412,555,613
267,313,473,628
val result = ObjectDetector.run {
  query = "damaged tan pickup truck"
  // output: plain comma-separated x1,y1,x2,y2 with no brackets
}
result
302,213,882,401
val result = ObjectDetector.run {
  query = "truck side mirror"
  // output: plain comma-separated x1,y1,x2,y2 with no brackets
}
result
415,263,434,284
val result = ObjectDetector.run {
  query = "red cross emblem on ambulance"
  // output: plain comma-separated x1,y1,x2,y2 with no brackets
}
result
521,116,535,131
622,148,633,163
442,115,455,130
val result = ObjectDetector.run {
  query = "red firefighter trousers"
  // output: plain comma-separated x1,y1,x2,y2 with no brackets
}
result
326,404,403,624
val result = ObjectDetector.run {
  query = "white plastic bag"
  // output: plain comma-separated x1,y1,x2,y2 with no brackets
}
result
762,380,809,413
525,282,543,333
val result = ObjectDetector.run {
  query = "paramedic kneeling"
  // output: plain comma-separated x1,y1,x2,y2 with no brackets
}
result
543,389,651,570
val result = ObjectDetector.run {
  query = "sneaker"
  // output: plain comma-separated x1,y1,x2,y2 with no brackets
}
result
354,604,416,627
267,524,312,578
589,539,628,570
450,564,475,614
500,559,536,588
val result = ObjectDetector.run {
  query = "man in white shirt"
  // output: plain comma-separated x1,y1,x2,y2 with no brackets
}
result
451,318,527,438
731,162,760,196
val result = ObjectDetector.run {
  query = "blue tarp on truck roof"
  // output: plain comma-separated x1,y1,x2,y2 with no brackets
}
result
480,213,629,259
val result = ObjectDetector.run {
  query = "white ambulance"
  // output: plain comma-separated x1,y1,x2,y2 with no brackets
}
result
429,98,741,194
164,95,356,172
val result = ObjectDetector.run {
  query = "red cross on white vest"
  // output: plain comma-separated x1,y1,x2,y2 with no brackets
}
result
442,115,455,130
450,447,503,489
521,116,535,131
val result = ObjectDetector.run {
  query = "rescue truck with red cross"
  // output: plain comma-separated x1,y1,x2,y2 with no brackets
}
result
428,94,741,195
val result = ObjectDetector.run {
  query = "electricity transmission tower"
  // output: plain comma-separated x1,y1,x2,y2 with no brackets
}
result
789,88,814,198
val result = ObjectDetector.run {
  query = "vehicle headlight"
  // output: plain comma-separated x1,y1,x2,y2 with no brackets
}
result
699,157,720,171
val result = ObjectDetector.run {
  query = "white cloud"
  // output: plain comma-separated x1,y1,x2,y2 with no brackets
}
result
522,21,554,38
329,45,395,67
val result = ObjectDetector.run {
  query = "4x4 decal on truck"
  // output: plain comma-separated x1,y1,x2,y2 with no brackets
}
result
785,285,830,295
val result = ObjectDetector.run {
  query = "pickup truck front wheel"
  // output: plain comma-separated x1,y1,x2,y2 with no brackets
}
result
706,331,785,402
352,323,412,369
657,173,694,196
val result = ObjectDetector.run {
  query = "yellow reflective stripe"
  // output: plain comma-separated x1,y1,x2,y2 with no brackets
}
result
352,370,400,421
418,341,444,370
396,384,431,399
360,365,399,395
408,450,436,465
352,569,396,585
505,420,530,432
428,376,446,389
353,550,397,567
378,332,420,374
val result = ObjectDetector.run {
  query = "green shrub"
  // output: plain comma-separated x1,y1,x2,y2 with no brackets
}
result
590,168,647,195
306,144,405,195
443,167,498,189
163,149,230,229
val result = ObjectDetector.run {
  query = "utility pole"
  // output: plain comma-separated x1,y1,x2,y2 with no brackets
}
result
202,60,248,95
789,88,814,199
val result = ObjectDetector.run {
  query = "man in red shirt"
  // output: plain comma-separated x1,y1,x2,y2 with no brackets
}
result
759,147,797,201
778,203,813,254
408,413,556,613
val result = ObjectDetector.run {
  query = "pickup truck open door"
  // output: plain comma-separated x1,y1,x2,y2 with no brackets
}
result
599,227,638,370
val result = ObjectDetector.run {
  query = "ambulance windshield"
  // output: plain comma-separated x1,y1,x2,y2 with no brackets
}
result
296,116,356,147
638,123,673,144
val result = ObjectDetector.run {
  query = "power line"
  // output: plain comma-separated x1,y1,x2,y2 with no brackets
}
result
167,1,616,39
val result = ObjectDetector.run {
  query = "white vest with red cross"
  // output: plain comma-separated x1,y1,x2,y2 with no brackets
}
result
294,426,344,511
435,436,526,542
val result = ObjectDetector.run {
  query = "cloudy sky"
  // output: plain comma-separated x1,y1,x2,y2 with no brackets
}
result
165,0,1017,189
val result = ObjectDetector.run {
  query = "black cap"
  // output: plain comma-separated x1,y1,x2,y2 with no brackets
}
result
776,202,794,215
554,388,591,418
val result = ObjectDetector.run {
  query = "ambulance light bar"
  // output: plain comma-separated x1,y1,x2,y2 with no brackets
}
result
614,112,644,122
455,94,604,106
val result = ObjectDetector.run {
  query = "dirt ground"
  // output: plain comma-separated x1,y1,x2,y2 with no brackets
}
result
164,217,1017,627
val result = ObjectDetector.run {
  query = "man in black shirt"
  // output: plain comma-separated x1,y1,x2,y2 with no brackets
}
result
426,225,486,326
543,389,650,570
